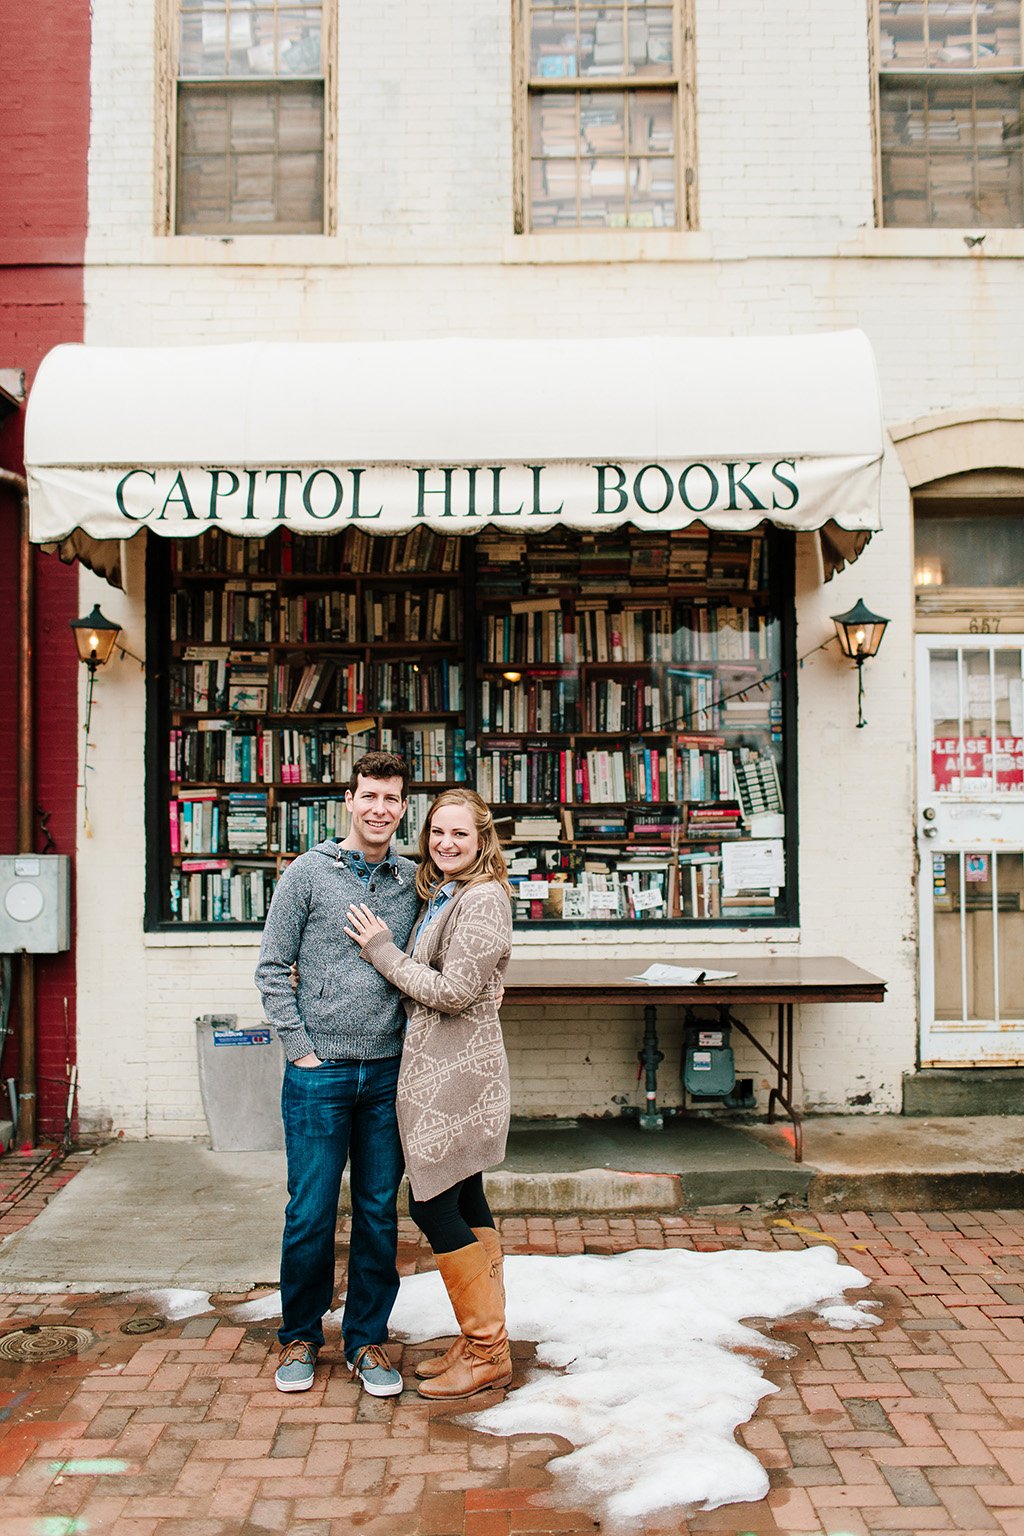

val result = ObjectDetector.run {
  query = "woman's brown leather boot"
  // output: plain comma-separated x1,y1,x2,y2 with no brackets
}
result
415,1227,504,1380
417,1238,512,1400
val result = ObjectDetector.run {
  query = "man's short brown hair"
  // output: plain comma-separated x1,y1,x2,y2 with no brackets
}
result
348,750,409,799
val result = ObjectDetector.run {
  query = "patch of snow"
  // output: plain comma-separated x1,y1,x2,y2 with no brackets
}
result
228,1290,283,1322
390,1245,876,1522
816,1299,881,1330
123,1288,213,1321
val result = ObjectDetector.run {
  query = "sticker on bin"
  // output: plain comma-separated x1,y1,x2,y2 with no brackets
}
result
213,1027,272,1047
691,1050,713,1071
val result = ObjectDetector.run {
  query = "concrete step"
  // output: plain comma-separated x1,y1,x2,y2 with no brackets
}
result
745,1114,1024,1211
903,1067,1024,1117
489,1114,813,1213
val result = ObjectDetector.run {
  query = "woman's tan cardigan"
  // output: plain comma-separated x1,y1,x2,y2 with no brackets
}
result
359,880,513,1203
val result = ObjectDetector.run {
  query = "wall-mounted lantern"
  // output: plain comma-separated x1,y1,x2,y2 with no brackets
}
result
830,598,890,729
69,604,121,673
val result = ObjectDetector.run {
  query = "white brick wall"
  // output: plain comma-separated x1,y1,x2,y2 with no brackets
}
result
72,0,1024,1137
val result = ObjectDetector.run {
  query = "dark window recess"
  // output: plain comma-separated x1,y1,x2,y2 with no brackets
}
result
145,526,797,931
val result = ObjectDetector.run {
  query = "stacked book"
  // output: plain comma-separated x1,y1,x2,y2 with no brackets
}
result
686,800,744,840
226,791,268,854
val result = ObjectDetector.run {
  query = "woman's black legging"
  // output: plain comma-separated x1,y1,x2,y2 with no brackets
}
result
407,1171,495,1254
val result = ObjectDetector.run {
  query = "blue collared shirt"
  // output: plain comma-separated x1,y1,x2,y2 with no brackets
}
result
413,880,457,950
340,844,398,887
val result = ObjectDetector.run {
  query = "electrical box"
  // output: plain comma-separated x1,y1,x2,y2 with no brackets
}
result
0,855,71,954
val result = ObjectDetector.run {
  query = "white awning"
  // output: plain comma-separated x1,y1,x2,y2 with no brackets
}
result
26,332,883,545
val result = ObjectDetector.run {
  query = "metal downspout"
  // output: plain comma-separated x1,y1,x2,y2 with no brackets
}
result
1,467,37,1146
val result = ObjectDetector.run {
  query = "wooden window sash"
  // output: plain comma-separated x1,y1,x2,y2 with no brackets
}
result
873,0,1024,226
516,0,694,233
158,0,335,236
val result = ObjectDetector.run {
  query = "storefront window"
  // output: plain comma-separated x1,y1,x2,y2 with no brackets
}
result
148,525,795,928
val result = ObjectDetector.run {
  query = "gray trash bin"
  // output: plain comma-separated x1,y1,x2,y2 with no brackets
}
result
196,1013,285,1152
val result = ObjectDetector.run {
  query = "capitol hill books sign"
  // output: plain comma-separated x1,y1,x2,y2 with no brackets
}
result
25,334,884,546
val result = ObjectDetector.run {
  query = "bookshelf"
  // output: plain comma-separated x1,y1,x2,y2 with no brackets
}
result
147,523,795,931
150,527,470,927
472,526,794,927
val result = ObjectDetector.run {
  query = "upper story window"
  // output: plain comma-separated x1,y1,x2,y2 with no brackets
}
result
173,0,329,234
877,1,1024,226
518,2,693,232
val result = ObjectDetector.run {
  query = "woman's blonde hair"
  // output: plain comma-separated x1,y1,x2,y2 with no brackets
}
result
415,788,514,901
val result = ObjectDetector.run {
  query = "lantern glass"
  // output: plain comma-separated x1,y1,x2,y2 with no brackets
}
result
70,605,121,669
831,598,890,662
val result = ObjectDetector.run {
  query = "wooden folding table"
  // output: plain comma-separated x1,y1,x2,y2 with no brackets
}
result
502,956,887,1162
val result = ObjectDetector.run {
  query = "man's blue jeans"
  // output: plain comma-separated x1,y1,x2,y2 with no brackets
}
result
279,1056,404,1359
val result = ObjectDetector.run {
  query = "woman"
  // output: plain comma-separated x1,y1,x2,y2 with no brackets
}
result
344,787,514,1401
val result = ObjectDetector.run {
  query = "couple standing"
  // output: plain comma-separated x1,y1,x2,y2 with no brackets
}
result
254,751,514,1401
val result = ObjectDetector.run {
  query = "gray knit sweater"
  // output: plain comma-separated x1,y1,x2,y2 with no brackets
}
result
255,840,419,1062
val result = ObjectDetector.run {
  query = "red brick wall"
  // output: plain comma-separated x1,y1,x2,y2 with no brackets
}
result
0,0,90,1141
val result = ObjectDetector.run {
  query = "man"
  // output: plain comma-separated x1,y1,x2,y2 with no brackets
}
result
255,751,420,1396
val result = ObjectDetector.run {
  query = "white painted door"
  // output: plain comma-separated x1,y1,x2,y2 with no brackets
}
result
917,636,1024,1065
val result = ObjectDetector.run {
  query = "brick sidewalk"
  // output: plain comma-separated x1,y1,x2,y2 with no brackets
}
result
0,1147,94,1241
2,1152,1024,1534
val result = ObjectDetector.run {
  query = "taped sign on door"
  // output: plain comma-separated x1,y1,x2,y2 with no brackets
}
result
932,736,1024,792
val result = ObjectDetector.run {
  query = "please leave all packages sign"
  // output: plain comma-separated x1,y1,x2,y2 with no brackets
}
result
932,736,1024,792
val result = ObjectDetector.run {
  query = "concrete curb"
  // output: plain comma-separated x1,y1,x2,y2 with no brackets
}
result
808,1169,1024,1211
485,1169,683,1214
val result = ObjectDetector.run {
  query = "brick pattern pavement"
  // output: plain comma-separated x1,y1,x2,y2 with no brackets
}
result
0,1146,93,1240
2,1153,1024,1533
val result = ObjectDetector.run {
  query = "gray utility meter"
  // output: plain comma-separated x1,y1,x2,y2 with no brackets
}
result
0,856,71,953
682,1010,736,1100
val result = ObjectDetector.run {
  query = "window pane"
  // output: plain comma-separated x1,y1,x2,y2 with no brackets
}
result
581,91,625,154
580,5,626,75
180,1,323,78
179,6,257,76
880,1,1021,70
278,8,322,73
627,4,674,76
986,0,1023,67
531,91,577,156
880,77,1024,225
530,7,579,78
933,847,1024,1024
915,509,1024,589
177,82,324,233
530,157,580,225
580,156,628,223
628,88,674,151
628,159,675,225
229,6,278,76
879,1,926,68
474,528,790,925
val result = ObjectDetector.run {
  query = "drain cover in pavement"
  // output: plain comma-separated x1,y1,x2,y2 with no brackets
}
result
120,1316,166,1335
0,1325,96,1362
